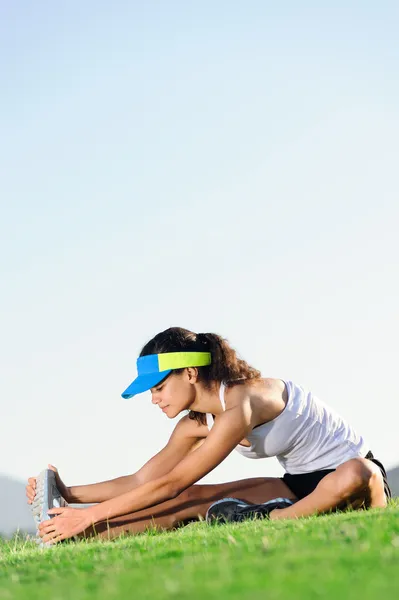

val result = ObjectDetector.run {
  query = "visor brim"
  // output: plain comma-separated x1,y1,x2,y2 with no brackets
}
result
121,370,172,399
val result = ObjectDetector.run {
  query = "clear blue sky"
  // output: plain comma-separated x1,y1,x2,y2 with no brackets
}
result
1,1,398,487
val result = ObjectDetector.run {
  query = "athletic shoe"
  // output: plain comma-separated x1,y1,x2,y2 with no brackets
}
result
31,469,68,546
205,496,294,524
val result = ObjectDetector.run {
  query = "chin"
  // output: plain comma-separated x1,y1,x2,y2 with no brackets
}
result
166,407,180,419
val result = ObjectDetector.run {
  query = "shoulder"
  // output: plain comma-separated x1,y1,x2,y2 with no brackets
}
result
171,413,209,441
225,378,285,403
224,378,287,424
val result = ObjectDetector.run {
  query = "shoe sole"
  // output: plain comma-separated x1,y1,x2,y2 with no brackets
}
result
31,469,68,547
205,497,294,523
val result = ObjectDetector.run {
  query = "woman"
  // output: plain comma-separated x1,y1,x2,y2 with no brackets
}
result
26,327,391,545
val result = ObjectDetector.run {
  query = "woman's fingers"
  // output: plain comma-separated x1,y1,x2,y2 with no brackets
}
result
26,477,37,504
42,532,60,544
27,490,35,503
39,519,56,537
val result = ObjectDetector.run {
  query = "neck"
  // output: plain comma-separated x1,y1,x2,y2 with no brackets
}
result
189,382,224,415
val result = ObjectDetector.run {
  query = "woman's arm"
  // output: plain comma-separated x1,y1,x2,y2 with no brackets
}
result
67,415,205,503
87,401,253,524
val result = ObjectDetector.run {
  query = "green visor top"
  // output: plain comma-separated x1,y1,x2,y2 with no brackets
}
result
121,351,212,399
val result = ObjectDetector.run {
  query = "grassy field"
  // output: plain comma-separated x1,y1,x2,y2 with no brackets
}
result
1,502,399,600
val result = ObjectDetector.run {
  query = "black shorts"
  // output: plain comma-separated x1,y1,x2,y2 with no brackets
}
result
281,451,392,500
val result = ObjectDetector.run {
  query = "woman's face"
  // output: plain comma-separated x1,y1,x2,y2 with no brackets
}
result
150,370,196,418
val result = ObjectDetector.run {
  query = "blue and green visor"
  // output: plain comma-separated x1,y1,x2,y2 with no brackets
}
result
121,352,212,399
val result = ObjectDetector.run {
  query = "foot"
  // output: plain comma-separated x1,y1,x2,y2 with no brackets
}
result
205,497,294,524
31,469,68,546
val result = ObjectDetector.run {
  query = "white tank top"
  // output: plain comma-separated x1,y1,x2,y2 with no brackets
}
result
206,381,368,474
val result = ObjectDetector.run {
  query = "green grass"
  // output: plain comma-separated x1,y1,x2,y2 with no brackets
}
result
1,501,399,600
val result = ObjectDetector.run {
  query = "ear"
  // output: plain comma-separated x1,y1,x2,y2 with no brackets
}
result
186,367,199,383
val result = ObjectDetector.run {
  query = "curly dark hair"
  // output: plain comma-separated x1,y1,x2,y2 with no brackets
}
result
140,327,261,425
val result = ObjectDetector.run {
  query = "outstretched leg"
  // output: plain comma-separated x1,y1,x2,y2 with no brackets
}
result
270,458,387,521
80,476,296,540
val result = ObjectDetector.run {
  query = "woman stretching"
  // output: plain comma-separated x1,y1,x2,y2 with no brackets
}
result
26,327,391,545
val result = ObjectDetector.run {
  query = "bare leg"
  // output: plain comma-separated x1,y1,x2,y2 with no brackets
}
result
270,458,387,521
80,476,296,540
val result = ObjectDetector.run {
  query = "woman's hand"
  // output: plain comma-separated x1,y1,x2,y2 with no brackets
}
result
26,476,37,505
26,464,71,505
48,464,71,502
38,506,94,544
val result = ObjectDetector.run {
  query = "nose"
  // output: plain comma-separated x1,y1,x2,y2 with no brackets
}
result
151,393,161,405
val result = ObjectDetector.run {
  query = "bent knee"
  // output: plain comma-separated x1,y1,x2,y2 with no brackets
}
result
336,458,383,494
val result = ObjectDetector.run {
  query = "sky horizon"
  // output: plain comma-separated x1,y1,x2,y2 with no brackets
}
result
1,1,398,490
